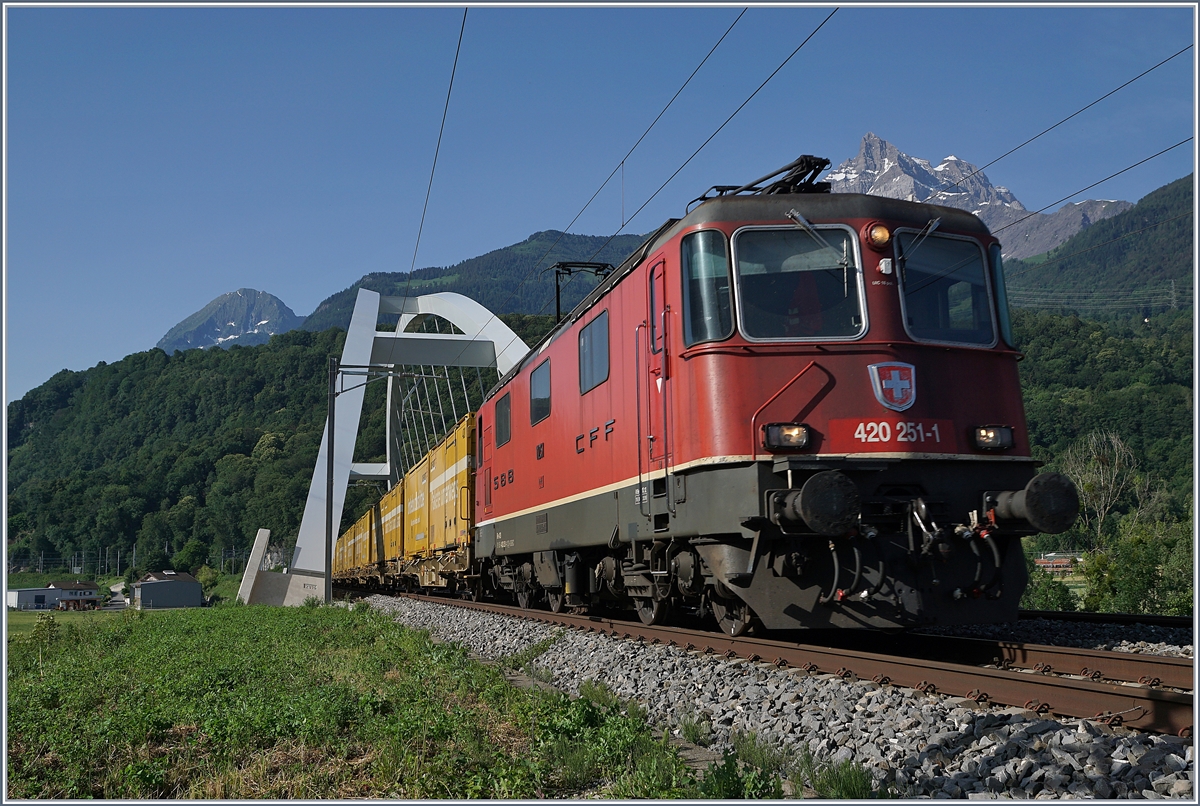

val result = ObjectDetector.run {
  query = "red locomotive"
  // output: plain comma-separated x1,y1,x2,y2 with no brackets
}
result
474,155,1078,635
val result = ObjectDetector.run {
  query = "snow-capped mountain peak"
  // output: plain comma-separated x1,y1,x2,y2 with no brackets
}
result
823,133,1132,259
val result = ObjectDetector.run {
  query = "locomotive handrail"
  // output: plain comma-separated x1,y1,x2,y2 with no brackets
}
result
749,361,818,462
661,306,676,516
634,323,650,521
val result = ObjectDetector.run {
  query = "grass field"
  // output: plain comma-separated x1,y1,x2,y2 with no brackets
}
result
6,602,721,799
8,599,886,799
6,609,123,637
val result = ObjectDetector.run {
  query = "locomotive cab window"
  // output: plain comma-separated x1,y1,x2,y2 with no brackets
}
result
530,360,550,425
896,231,996,346
495,393,511,447
682,230,733,346
989,243,1016,349
733,226,864,340
579,311,609,393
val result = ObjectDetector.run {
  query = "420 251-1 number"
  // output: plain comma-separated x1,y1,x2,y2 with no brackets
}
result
852,421,941,444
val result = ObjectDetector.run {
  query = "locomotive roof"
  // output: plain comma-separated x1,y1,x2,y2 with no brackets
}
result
484,193,992,400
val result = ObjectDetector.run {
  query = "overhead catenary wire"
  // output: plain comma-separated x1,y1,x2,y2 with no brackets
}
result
586,8,840,263
928,44,1194,203
991,138,1193,235
484,8,841,369
400,8,468,303
428,8,751,379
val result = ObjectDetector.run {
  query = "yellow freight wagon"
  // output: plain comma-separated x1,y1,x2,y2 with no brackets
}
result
353,515,370,578
380,481,405,577
431,414,474,553
404,413,475,589
404,454,429,566
335,413,477,595
333,530,347,580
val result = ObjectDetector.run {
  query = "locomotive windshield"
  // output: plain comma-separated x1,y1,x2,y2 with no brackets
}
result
681,230,734,346
733,226,864,340
896,231,996,346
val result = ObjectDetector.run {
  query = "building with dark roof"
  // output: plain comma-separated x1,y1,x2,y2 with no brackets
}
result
133,570,203,609
48,580,102,610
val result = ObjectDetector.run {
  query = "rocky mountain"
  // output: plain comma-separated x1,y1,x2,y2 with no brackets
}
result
157,289,305,353
825,133,1132,259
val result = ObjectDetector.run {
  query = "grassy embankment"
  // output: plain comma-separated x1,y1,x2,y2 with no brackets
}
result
7,602,885,799
10,602,679,798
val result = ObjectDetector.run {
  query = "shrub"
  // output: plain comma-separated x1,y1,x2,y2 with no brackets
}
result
698,750,782,799
1080,513,1193,615
1020,559,1078,611
792,746,885,799
677,713,713,747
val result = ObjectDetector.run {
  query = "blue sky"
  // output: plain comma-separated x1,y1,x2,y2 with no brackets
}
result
4,4,1196,401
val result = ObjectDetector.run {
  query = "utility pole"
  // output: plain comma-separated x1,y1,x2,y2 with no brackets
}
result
326,357,338,604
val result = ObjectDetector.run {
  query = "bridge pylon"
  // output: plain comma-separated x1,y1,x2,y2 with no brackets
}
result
240,288,528,605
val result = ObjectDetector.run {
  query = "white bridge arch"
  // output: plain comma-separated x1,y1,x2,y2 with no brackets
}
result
239,289,528,605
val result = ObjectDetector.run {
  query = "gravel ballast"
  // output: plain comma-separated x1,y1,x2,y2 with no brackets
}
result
367,595,1194,799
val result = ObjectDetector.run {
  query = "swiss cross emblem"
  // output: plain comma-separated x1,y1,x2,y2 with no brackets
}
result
868,362,916,412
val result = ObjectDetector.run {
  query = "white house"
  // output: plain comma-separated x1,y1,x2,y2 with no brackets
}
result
47,580,102,610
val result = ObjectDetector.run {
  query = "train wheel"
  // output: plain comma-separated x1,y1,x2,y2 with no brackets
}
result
547,589,565,613
516,590,532,609
634,596,667,625
710,594,751,637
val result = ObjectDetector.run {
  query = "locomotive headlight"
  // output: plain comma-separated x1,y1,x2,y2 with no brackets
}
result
863,222,891,250
974,425,1014,450
763,423,809,450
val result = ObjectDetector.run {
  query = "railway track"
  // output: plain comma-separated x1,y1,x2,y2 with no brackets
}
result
1019,609,1194,631
390,593,1193,736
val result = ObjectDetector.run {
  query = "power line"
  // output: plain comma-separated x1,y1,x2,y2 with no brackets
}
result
482,8,841,374
403,9,468,294
378,10,467,463
587,8,839,262
991,138,1193,235
1006,210,1194,278
929,44,1194,203
428,8,753,381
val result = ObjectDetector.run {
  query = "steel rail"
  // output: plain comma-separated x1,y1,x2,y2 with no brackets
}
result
812,631,1193,691
393,593,1192,736
1019,609,1194,631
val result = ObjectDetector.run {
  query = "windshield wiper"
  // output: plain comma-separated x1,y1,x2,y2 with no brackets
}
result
786,208,850,296
897,218,941,274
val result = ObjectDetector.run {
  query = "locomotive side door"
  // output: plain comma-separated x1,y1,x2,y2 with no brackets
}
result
645,260,669,468
636,259,674,530
480,418,493,518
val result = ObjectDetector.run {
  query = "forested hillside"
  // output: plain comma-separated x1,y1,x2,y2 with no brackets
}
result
1005,175,1193,313
1015,308,1192,511
301,230,648,332
6,308,1190,580
6,316,557,574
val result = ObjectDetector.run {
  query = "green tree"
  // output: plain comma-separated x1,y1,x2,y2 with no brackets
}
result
194,565,221,594
172,538,210,573
1019,556,1078,612
1079,513,1193,616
